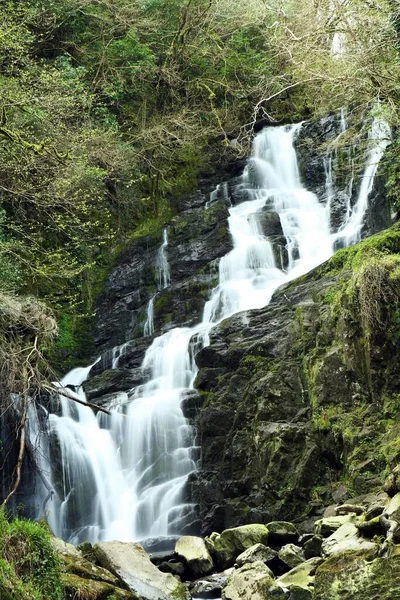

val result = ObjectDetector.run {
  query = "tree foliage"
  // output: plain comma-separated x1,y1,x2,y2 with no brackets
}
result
0,0,399,371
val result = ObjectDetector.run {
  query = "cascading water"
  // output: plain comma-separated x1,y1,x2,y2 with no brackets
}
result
334,117,391,246
156,228,171,289
39,120,390,545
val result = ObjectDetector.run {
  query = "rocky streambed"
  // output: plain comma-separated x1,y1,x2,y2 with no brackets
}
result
57,476,400,600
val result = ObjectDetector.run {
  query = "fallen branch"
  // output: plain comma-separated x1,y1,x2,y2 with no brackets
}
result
43,384,113,416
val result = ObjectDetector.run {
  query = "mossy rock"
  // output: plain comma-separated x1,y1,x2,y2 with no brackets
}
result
62,573,138,599
61,554,120,586
211,524,269,569
313,547,400,599
222,561,285,600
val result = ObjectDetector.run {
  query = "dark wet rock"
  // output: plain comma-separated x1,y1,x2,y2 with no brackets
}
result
303,536,323,559
83,368,144,400
181,391,204,420
267,522,299,548
157,561,185,577
257,211,283,237
93,200,231,354
190,570,233,599
192,223,400,534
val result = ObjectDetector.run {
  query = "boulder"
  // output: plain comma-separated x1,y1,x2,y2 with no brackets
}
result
288,586,312,600
303,535,323,559
191,569,233,598
61,554,120,586
313,547,400,599
94,541,190,600
278,544,305,569
314,515,356,537
277,557,324,593
335,504,364,516
384,491,400,522
383,465,400,497
210,524,269,569
175,536,214,578
267,522,299,547
62,573,138,599
235,543,278,568
222,561,286,600
157,561,185,577
321,523,377,557
51,537,82,559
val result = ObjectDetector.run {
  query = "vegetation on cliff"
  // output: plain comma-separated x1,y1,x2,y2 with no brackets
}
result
0,510,63,599
0,0,399,372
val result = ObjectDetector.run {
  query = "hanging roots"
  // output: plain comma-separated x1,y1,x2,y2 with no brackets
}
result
0,293,57,408
355,256,400,337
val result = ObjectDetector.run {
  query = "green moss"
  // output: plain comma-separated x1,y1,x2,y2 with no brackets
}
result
0,510,63,600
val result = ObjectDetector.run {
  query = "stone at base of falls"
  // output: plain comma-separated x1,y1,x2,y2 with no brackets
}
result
191,570,233,598
51,536,83,559
383,465,400,497
94,541,190,600
222,561,286,600
235,543,278,568
302,536,323,559
276,557,324,595
314,515,356,537
175,536,214,577
207,524,270,570
266,522,299,547
61,553,120,586
277,544,305,569
313,547,400,599
62,573,138,599
321,523,377,557
384,491,400,521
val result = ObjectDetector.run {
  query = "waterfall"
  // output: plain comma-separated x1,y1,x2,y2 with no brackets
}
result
143,296,155,337
39,121,389,545
335,117,391,246
156,229,171,289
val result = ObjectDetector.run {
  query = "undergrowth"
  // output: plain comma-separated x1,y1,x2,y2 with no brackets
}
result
0,509,63,600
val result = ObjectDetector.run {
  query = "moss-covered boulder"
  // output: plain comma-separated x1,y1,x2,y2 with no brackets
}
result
322,523,377,557
61,554,120,586
277,557,324,593
278,544,305,569
175,536,214,577
222,561,286,600
210,525,270,570
94,541,190,600
62,573,138,599
313,547,400,599
315,515,356,537
385,492,400,522
267,522,299,547
235,543,278,568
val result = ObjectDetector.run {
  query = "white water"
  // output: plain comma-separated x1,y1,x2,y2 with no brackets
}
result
41,119,389,544
335,117,391,246
156,228,171,289
143,295,155,337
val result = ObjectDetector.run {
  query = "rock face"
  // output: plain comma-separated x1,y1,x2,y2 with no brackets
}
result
191,224,400,534
294,113,391,240
94,541,190,600
94,199,232,357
